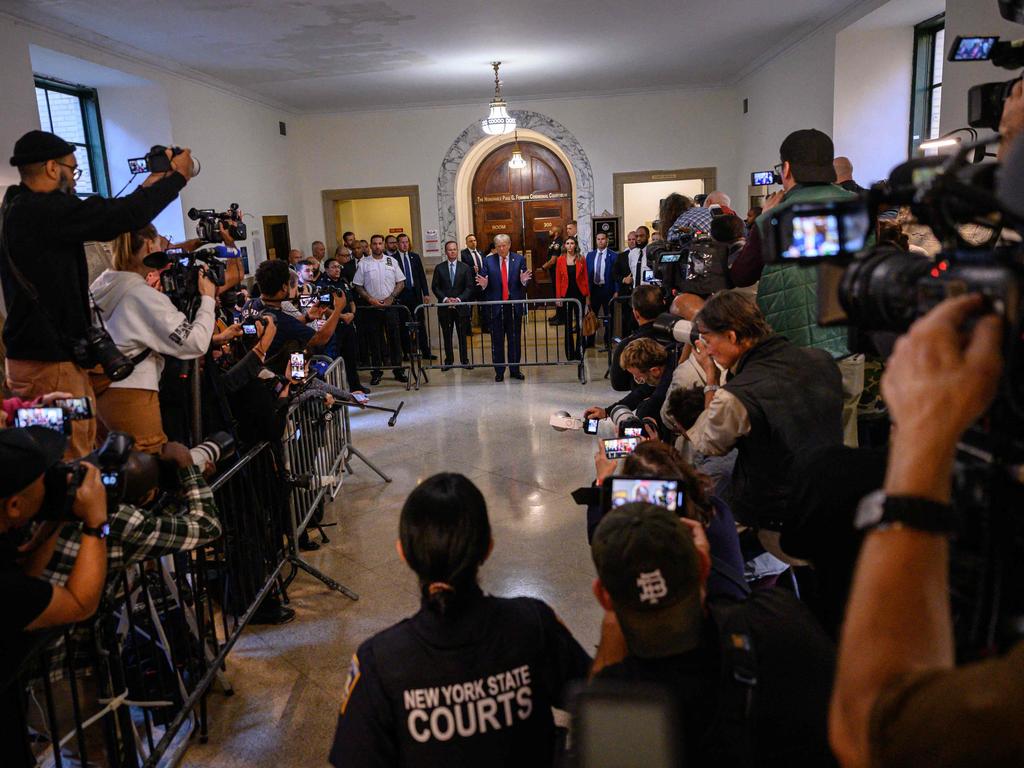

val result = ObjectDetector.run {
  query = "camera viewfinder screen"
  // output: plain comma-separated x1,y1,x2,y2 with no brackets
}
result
751,170,776,186
584,418,600,434
15,407,65,433
603,437,640,459
611,478,682,512
242,323,258,335
787,215,840,259
951,36,997,61
127,157,150,174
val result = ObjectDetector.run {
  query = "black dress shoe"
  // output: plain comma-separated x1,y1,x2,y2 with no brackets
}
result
425,354,439,360
510,371,525,380
394,371,409,383
460,360,470,367
299,532,321,551
250,598,296,626
495,373,504,382
370,372,383,385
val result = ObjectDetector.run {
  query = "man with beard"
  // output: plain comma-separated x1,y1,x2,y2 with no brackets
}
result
0,130,194,457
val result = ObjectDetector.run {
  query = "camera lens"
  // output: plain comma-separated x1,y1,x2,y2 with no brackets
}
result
839,246,933,332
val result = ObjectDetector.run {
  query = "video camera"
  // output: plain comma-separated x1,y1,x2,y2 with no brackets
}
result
947,1,1024,130
187,203,247,244
144,246,227,315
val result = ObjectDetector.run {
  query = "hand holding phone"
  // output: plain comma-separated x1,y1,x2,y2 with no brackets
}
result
290,352,306,380
603,437,640,460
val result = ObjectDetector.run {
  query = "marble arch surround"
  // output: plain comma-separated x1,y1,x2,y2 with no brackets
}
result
437,110,595,253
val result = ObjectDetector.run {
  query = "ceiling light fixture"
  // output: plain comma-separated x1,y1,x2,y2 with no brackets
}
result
508,131,527,170
481,61,516,136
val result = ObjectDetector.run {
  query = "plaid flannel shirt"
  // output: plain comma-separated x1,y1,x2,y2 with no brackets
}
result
667,206,715,242
39,464,222,677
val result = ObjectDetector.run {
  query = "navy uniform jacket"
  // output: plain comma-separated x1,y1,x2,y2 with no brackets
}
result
329,590,591,768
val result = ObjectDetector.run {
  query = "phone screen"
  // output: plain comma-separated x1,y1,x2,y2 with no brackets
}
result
623,426,644,438
15,407,67,433
751,170,777,186
610,478,682,512
319,293,334,307
352,392,369,404
290,352,306,379
299,295,315,309
950,36,998,61
53,397,92,419
642,269,655,283
584,418,600,435
603,437,640,460
242,323,258,335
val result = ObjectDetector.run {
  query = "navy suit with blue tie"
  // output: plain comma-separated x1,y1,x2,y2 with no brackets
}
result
586,247,617,344
479,251,529,377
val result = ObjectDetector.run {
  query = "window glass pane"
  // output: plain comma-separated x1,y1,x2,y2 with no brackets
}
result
929,87,942,140
933,28,945,86
44,89,86,144
35,88,52,132
73,145,94,196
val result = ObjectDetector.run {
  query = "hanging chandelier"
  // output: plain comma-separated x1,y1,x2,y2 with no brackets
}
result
481,61,516,136
508,130,527,170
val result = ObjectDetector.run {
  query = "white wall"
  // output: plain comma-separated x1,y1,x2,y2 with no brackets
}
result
941,0,1022,138
291,88,741,251
0,16,305,267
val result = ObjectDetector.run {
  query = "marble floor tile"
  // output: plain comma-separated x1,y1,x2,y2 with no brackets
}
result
185,352,611,767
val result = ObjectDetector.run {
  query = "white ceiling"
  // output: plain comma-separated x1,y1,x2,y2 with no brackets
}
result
4,0,870,113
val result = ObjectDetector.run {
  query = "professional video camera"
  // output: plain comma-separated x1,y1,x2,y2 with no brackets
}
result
188,203,247,244
765,137,1024,655
143,246,226,316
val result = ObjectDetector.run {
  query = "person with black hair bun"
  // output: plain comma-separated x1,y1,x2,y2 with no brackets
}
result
329,473,592,767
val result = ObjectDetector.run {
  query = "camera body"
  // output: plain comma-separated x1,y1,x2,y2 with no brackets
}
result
73,325,136,381
156,248,227,312
40,432,136,522
188,203,246,244
950,4,1024,130
126,145,201,177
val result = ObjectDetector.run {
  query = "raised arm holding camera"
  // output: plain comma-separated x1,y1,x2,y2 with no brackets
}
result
0,131,194,458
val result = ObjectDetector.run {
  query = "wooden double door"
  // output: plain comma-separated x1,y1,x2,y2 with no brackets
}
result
471,141,573,298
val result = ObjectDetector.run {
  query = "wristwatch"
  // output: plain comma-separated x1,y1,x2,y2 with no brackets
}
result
703,384,720,394
81,522,110,540
854,490,960,535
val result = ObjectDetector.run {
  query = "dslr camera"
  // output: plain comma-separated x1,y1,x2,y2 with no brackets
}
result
127,145,201,177
73,323,136,381
188,203,247,244
41,432,135,521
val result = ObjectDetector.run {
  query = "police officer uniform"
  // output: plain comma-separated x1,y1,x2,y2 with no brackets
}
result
329,588,591,767
352,254,405,379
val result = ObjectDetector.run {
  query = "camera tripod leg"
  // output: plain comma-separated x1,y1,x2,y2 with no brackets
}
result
346,445,392,482
288,555,359,601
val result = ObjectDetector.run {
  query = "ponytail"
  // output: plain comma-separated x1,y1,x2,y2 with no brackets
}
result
112,224,158,272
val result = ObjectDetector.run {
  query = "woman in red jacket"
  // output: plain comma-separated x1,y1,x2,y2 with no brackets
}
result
554,236,590,360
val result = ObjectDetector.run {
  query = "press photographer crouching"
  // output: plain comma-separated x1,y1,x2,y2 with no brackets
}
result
88,225,217,456
0,131,195,458
0,427,107,768
586,336,677,435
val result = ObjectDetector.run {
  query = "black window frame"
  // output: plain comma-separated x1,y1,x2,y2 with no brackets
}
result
33,75,111,198
909,13,946,156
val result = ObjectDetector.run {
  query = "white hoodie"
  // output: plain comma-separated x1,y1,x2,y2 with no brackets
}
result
89,270,216,391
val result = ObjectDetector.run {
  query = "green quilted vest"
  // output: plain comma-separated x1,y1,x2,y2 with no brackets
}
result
755,184,857,359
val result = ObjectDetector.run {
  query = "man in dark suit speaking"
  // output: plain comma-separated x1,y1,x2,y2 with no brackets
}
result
432,240,475,370
475,234,532,381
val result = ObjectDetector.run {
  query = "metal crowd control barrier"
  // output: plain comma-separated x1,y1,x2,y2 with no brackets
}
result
353,304,416,390
411,298,589,388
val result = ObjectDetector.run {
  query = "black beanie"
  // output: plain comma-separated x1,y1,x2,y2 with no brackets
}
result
9,129,76,167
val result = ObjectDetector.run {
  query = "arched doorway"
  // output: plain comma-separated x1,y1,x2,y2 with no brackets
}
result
471,141,572,298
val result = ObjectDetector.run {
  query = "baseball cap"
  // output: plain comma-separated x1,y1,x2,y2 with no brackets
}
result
779,129,837,184
0,427,67,497
591,503,703,658
9,130,76,167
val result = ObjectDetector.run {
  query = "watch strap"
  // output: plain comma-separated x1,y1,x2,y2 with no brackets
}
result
80,522,110,540
880,495,960,535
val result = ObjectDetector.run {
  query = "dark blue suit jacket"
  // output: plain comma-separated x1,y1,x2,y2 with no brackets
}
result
586,249,618,292
479,252,529,317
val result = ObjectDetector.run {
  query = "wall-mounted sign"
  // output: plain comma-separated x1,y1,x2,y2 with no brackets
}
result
388,227,405,234
474,191,571,204
591,215,622,251
424,228,440,254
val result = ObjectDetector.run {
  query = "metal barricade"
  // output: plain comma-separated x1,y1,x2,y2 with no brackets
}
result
411,298,589,388
353,303,415,389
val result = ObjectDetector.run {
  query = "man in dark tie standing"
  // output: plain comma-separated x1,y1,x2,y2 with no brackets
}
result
460,233,488,334
586,231,617,348
432,240,475,370
476,234,532,381
394,233,433,360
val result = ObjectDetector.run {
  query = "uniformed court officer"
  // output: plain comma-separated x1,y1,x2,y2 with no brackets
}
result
328,473,592,767
353,234,407,385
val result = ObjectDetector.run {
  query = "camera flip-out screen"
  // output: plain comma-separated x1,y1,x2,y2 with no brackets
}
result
774,203,870,262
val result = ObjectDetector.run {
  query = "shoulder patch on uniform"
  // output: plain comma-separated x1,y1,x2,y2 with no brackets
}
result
339,654,361,715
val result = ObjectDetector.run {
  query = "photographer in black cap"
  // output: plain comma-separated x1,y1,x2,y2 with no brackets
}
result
0,427,108,767
0,130,195,458
590,502,836,767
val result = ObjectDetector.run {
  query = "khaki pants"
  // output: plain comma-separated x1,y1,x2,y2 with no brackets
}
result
95,387,167,455
6,359,96,458
837,354,866,449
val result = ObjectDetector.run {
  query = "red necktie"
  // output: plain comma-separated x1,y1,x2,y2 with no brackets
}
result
501,256,509,300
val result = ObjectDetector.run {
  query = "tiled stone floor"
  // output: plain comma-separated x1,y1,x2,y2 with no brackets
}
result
185,357,607,766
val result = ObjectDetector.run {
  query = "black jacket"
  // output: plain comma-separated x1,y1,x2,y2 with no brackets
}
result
724,335,843,529
395,251,429,301
609,321,662,391
0,174,186,361
431,259,475,316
